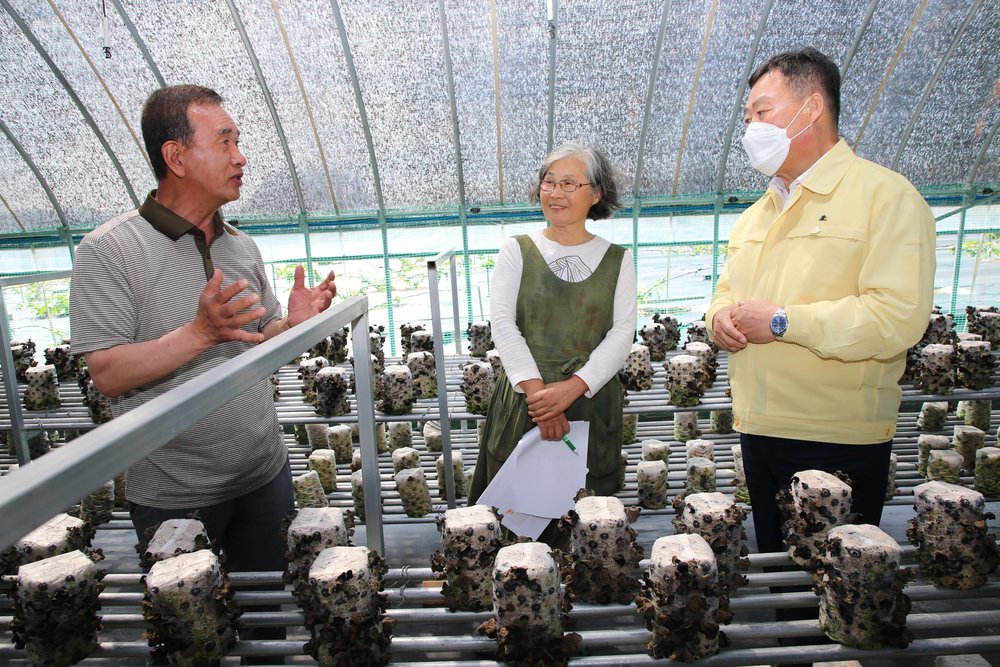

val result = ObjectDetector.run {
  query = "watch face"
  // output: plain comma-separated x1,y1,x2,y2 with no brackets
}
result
770,313,787,336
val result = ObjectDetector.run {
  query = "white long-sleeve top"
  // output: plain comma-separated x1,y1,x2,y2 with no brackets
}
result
490,229,637,397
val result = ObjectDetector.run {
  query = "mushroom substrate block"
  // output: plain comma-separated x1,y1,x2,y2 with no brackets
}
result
665,354,704,408
12,550,104,667
637,459,670,510
284,507,351,581
641,439,670,464
309,449,339,492
907,480,1000,590
460,361,495,415
479,542,579,665
672,491,749,622
395,467,433,517
23,364,60,411
139,519,210,571
294,470,330,508
142,549,240,666
918,434,951,477
673,410,701,443
686,456,717,494
430,505,503,611
391,447,420,473
917,401,949,431
817,524,913,649
563,495,643,604
974,447,1000,497
636,533,725,661
927,449,963,484
779,469,854,569
301,546,395,666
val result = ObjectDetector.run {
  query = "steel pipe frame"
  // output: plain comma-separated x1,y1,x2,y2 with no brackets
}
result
0,295,377,553
1,612,998,663
427,250,462,508
0,270,73,466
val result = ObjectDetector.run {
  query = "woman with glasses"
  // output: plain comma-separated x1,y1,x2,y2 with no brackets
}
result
468,141,637,547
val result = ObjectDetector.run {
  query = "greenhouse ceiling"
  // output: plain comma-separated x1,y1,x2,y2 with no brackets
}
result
0,0,998,240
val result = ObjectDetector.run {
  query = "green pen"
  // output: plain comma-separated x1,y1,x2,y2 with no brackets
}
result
561,434,579,456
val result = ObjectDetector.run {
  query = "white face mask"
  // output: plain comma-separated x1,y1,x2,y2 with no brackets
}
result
741,99,813,176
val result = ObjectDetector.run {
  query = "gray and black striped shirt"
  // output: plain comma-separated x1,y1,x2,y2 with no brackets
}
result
70,191,287,508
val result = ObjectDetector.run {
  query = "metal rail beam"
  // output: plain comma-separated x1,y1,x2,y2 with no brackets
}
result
437,0,466,210
270,0,339,215
0,296,374,552
967,110,1000,186
427,250,458,508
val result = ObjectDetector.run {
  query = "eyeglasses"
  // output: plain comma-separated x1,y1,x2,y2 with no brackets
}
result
539,179,593,193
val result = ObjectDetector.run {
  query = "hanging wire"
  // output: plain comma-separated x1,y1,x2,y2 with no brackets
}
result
100,0,111,58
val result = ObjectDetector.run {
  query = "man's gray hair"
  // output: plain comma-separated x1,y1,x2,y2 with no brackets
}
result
529,141,622,220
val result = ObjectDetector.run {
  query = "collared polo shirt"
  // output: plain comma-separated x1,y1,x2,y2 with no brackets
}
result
70,191,287,508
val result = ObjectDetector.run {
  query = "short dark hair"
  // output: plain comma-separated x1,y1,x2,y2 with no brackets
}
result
528,141,622,220
141,85,223,181
749,48,840,128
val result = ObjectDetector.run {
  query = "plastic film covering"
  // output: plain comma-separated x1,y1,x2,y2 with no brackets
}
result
640,0,760,196
842,0,972,175
721,0,864,192
897,4,1000,186
0,135,54,234
338,0,458,211
494,0,549,204
256,0,376,213
121,0,298,217
0,5,137,229
9,0,157,200
444,0,498,206
232,0,331,214
552,0,664,194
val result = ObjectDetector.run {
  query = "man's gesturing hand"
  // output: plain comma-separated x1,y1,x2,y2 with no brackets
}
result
192,269,267,346
287,266,337,328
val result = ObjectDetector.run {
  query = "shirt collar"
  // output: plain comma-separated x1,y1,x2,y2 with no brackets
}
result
767,138,854,209
137,190,237,241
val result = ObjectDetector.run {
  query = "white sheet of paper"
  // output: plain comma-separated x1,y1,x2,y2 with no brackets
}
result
477,459,550,540
512,421,589,518
498,511,551,540
476,421,590,539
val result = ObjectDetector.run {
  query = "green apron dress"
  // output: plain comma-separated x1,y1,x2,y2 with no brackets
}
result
468,234,626,546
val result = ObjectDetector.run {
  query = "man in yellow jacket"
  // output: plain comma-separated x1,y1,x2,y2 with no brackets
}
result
707,48,936,560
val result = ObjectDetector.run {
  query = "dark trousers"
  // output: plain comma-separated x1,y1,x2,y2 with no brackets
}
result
740,433,893,662
130,458,294,662
739,433,893,555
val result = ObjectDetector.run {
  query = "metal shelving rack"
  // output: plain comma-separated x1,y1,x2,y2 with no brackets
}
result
1,268,999,663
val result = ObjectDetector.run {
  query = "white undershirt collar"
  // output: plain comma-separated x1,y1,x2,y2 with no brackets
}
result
769,151,828,210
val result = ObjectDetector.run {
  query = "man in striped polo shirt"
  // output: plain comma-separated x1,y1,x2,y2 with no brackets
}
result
70,86,335,651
